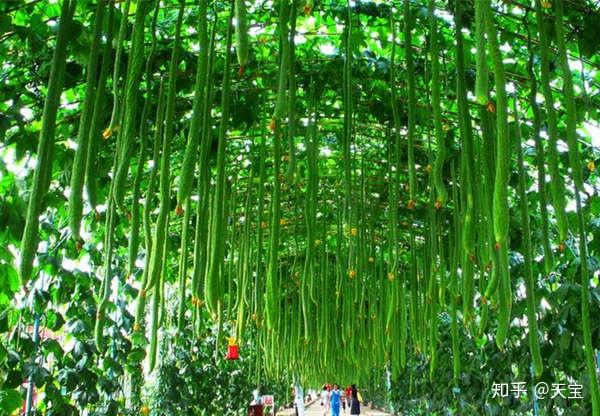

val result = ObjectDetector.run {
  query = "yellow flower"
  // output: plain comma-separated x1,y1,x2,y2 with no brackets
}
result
102,127,112,139
102,125,119,139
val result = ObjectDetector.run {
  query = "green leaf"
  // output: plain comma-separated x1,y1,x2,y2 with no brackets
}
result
42,338,64,359
45,309,65,332
0,264,19,294
0,389,22,413
127,347,146,365
579,12,600,58
0,342,7,365
0,14,10,35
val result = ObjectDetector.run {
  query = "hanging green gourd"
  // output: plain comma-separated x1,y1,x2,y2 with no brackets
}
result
285,0,298,184
535,0,568,252
105,0,132,138
234,0,249,76
265,1,289,331
205,4,234,320
455,0,476,326
478,105,497,334
252,129,267,325
513,93,544,379
484,0,512,348
428,0,446,209
524,24,553,275
176,197,192,335
404,0,417,209
19,0,76,283
449,162,461,385
389,10,407,371
133,79,165,334
128,0,160,280
68,0,106,244
145,0,184,310
342,0,354,235
176,0,209,213
474,0,489,105
112,0,151,210
95,186,117,351
149,233,169,371
271,0,290,127
85,1,116,211
385,139,398,337
192,16,218,335
302,79,318,340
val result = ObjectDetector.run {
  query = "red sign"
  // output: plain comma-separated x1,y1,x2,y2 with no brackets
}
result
226,344,239,360
262,395,274,406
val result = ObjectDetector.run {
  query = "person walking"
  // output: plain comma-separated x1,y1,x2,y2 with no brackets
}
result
294,383,305,416
329,384,341,416
344,386,352,411
350,385,361,416
321,384,330,416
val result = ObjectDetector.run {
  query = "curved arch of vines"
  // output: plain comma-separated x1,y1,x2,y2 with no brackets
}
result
2,0,600,414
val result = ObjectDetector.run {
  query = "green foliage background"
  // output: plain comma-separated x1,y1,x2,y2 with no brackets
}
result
1,0,600,415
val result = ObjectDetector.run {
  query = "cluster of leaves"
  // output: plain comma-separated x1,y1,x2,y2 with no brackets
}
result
146,325,290,416
0,260,290,415
0,261,139,415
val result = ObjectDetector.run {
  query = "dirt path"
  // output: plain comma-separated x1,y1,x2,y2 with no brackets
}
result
279,401,391,416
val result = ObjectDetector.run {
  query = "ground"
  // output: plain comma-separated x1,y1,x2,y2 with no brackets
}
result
280,401,391,416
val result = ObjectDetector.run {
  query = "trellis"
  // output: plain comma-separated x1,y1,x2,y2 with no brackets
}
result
5,0,600,414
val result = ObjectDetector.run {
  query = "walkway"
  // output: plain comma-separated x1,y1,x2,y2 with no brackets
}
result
279,401,391,416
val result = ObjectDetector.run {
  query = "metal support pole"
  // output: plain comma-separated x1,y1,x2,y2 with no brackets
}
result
24,313,41,416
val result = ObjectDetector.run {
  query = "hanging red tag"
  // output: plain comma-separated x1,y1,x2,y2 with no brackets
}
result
226,337,239,360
